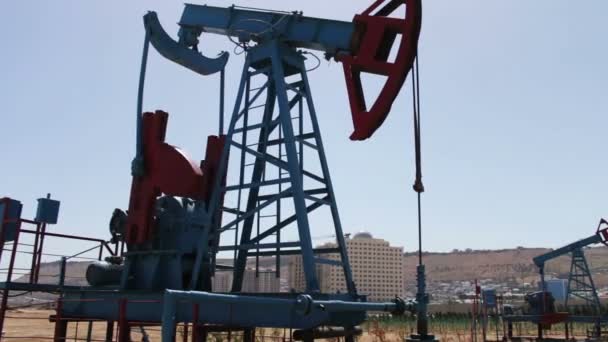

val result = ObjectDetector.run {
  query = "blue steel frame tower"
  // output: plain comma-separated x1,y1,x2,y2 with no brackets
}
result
566,248,601,311
213,41,356,295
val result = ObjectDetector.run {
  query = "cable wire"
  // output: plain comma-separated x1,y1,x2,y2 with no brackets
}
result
302,51,321,72
225,13,291,54
411,56,424,265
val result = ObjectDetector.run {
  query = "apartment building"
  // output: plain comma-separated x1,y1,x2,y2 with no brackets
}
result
212,268,280,293
288,231,405,302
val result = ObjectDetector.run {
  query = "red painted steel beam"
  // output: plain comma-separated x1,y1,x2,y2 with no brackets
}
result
29,223,42,284
19,228,106,244
338,0,422,140
18,218,39,225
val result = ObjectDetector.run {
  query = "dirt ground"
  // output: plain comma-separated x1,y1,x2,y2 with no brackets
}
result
3,309,160,341
0,311,414,342
0,311,500,342
0,309,595,342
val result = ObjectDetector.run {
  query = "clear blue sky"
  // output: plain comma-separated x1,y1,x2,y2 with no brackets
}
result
1,1,607,259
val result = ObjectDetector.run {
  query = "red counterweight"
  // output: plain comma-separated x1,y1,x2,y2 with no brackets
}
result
125,110,226,245
339,0,422,141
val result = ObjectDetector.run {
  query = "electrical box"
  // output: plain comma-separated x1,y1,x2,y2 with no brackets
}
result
482,288,497,308
0,198,23,242
35,197,60,224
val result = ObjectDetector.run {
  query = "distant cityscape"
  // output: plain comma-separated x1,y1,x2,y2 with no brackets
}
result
211,232,608,305
26,232,608,306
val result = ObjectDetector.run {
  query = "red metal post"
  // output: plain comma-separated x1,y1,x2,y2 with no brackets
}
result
53,298,68,342
0,201,5,338
20,228,106,243
34,223,47,283
29,222,42,284
0,199,10,268
244,328,256,342
118,299,130,342
192,304,199,342
183,323,189,342
106,321,114,342
472,279,480,342
0,219,23,337
106,321,115,342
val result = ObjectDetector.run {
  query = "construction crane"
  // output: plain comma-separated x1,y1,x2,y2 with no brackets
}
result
0,1,427,342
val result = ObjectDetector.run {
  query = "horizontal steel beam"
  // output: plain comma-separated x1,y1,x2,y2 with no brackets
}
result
222,207,246,216
257,187,326,202
302,170,325,184
218,241,300,251
314,258,342,266
178,5,356,56
247,247,340,257
266,132,315,147
220,188,292,233
225,178,291,192
249,196,328,244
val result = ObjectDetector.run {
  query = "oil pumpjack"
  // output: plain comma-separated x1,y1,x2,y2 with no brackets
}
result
503,219,608,340
0,1,428,341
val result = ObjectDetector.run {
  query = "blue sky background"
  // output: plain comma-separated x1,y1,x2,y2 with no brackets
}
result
1,1,607,259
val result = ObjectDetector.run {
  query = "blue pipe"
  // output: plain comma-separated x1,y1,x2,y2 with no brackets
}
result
161,290,410,342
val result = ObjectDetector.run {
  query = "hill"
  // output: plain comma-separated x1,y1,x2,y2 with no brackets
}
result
11,246,608,303
405,247,608,286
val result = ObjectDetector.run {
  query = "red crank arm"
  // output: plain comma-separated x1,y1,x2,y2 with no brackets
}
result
125,111,227,245
339,0,422,141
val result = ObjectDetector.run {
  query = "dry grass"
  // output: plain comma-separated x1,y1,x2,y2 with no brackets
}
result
2,310,600,342
2,309,161,341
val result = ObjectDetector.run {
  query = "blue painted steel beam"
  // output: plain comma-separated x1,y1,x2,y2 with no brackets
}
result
0,282,83,292
533,233,602,267
247,247,340,257
161,290,408,341
298,60,356,295
230,65,279,292
57,289,376,328
224,178,291,192
178,4,356,57
217,241,300,251
270,42,320,292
